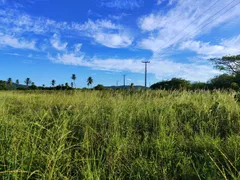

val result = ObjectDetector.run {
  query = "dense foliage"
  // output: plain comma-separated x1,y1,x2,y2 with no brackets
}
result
150,74,240,90
1,90,240,179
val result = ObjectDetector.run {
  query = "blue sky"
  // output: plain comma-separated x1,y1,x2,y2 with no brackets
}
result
0,0,240,87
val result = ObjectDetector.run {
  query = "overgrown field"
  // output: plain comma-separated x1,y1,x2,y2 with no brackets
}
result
1,90,240,179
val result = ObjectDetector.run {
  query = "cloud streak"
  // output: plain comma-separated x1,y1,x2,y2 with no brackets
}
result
48,49,220,82
138,0,240,54
101,0,143,9
0,32,36,50
0,9,133,49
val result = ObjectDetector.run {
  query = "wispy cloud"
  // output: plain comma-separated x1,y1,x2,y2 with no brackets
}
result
101,0,143,10
50,34,68,51
138,0,240,54
0,9,133,48
0,32,36,50
156,0,177,6
180,35,240,58
72,19,133,48
48,48,219,82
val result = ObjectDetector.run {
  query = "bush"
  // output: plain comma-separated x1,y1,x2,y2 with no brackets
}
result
94,84,105,90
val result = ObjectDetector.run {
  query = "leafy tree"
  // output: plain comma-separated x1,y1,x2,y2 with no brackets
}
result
209,74,235,89
51,80,56,87
94,84,104,90
16,79,19,85
0,81,7,90
191,82,209,90
7,78,12,87
87,77,93,88
30,82,37,90
151,78,190,90
25,78,31,86
71,74,76,88
210,54,240,75
231,82,239,91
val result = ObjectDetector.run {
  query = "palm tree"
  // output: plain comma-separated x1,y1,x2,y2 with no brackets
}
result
16,79,19,85
71,82,74,88
71,74,76,88
65,82,69,88
7,78,12,87
51,79,56,87
87,77,93,88
25,78,31,86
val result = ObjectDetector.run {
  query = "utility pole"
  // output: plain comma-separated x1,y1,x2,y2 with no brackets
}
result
142,61,150,88
123,74,126,88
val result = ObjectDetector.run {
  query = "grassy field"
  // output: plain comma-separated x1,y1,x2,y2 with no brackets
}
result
0,90,240,179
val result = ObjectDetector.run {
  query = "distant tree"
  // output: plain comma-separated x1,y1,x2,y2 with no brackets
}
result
130,83,134,90
42,84,45,88
7,78,12,87
210,54,240,75
150,78,190,90
71,82,74,88
191,82,209,90
30,82,37,90
25,78,31,86
16,79,19,85
0,81,7,90
209,74,235,89
71,74,76,88
87,77,93,88
94,84,104,90
51,79,56,87
65,82,69,88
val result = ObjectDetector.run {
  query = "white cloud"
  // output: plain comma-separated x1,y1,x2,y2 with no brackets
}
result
138,0,240,53
156,0,177,6
74,44,82,52
73,19,133,48
0,33,36,50
180,35,240,58
93,33,133,48
48,49,219,82
108,13,129,20
0,10,133,49
50,34,68,51
48,53,87,66
101,0,143,9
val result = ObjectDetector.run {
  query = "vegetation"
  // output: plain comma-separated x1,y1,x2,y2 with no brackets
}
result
87,77,93,88
51,80,56,87
1,90,240,179
94,84,105,90
210,55,240,74
71,74,76,88
24,78,31,87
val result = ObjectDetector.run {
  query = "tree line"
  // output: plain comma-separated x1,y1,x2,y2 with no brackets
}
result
1,54,240,91
0,74,98,90
151,55,240,90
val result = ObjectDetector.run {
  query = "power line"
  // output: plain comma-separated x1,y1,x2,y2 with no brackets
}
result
158,0,240,57
156,0,222,52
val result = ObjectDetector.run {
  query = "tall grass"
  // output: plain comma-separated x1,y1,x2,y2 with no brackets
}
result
0,90,240,179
